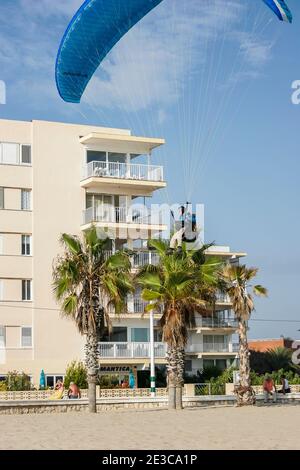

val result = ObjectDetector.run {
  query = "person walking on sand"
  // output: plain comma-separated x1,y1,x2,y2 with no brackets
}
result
263,375,277,403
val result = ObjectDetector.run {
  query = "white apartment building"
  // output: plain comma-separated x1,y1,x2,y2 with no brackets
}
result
0,119,245,387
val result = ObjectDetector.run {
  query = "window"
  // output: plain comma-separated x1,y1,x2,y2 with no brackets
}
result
0,326,5,348
46,375,64,389
0,187,4,209
87,150,106,164
216,359,227,371
101,327,127,342
21,235,31,256
1,143,19,164
0,375,6,382
22,280,32,301
131,328,149,342
108,152,126,164
154,329,162,342
21,145,31,165
21,327,32,348
185,360,192,372
21,189,31,210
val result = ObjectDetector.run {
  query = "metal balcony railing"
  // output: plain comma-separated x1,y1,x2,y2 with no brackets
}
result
83,205,151,224
186,343,239,353
83,206,162,226
131,251,160,268
195,318,238,329
98,341,166,358
83,161,164,182
215,292,231,303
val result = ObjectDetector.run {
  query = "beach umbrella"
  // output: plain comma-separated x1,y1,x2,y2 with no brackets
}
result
39,369,46,389
129,370,135,389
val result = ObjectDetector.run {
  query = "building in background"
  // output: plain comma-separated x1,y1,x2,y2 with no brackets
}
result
0,119,245,387
249,337,294,353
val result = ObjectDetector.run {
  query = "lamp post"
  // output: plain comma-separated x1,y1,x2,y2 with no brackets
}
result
149,309,156,397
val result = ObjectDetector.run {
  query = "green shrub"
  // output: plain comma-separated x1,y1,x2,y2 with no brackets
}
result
5,371,32,391
200,365,223,381
64,361,88,389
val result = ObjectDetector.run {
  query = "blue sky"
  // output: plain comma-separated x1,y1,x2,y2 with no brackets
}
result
0,0,299,339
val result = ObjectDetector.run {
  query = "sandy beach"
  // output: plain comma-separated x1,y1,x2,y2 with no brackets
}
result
1,404,300,450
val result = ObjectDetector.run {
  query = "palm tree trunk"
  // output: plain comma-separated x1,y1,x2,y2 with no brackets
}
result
85,332,99,413
237,319,255,406
166,346,177,410
175,347,185,410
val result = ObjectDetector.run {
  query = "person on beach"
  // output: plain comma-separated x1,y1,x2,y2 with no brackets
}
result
50,379,64,400
278,375,291,395
263,375,277,403
68,382,81,399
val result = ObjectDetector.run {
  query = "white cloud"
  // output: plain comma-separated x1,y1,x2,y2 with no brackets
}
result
0,0,276,121
83,0,273,112
240,39,273,66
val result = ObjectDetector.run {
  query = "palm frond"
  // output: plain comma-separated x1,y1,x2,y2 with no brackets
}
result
253,285,268,297
61,233,82,255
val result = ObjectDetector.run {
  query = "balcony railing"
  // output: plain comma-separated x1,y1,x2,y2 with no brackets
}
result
133,297,148,313
215,292,231,303
187,343,239,353
99,341,166,358
83,206,162,226
131,251,160,268
83,161,164,182
195,318,238,329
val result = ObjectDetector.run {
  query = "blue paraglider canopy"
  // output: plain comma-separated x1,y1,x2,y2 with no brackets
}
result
262,0,292,23
56,0,163,103
56,0,292,104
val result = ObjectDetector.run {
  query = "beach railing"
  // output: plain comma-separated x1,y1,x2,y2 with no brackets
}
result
0,387,169,401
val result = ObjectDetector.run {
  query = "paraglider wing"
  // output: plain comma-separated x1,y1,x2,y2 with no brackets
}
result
262,0,292,23
55,0,164,103
56,0,293,104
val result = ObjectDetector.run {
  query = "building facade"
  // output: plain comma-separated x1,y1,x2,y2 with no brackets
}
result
248,338,294,353
0,119,244,387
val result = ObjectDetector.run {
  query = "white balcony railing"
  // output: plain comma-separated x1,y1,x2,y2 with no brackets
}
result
133,297,148,313
195,318,238,329
131,251,160,268
215,292,231,303
83,161,164,182
83,206,163,226
99,342,166,358
186,343,239,353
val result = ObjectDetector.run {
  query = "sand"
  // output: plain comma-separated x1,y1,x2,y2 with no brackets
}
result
1,404,299,450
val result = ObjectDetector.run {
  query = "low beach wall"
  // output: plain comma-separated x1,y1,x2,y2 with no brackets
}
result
1,393,300,415
225,383,300,395
0,387,168,401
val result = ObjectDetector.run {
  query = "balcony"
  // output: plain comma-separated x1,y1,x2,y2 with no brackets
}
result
186,343,239,357
99,342,166,359
194,317,238,332
81,206,167,235
131,251,160,268
81,161,166,194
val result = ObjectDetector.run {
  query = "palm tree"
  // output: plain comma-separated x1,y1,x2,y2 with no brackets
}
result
53,227,133,413
220,264,267,406
265,347,293,371
136,240,221,410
